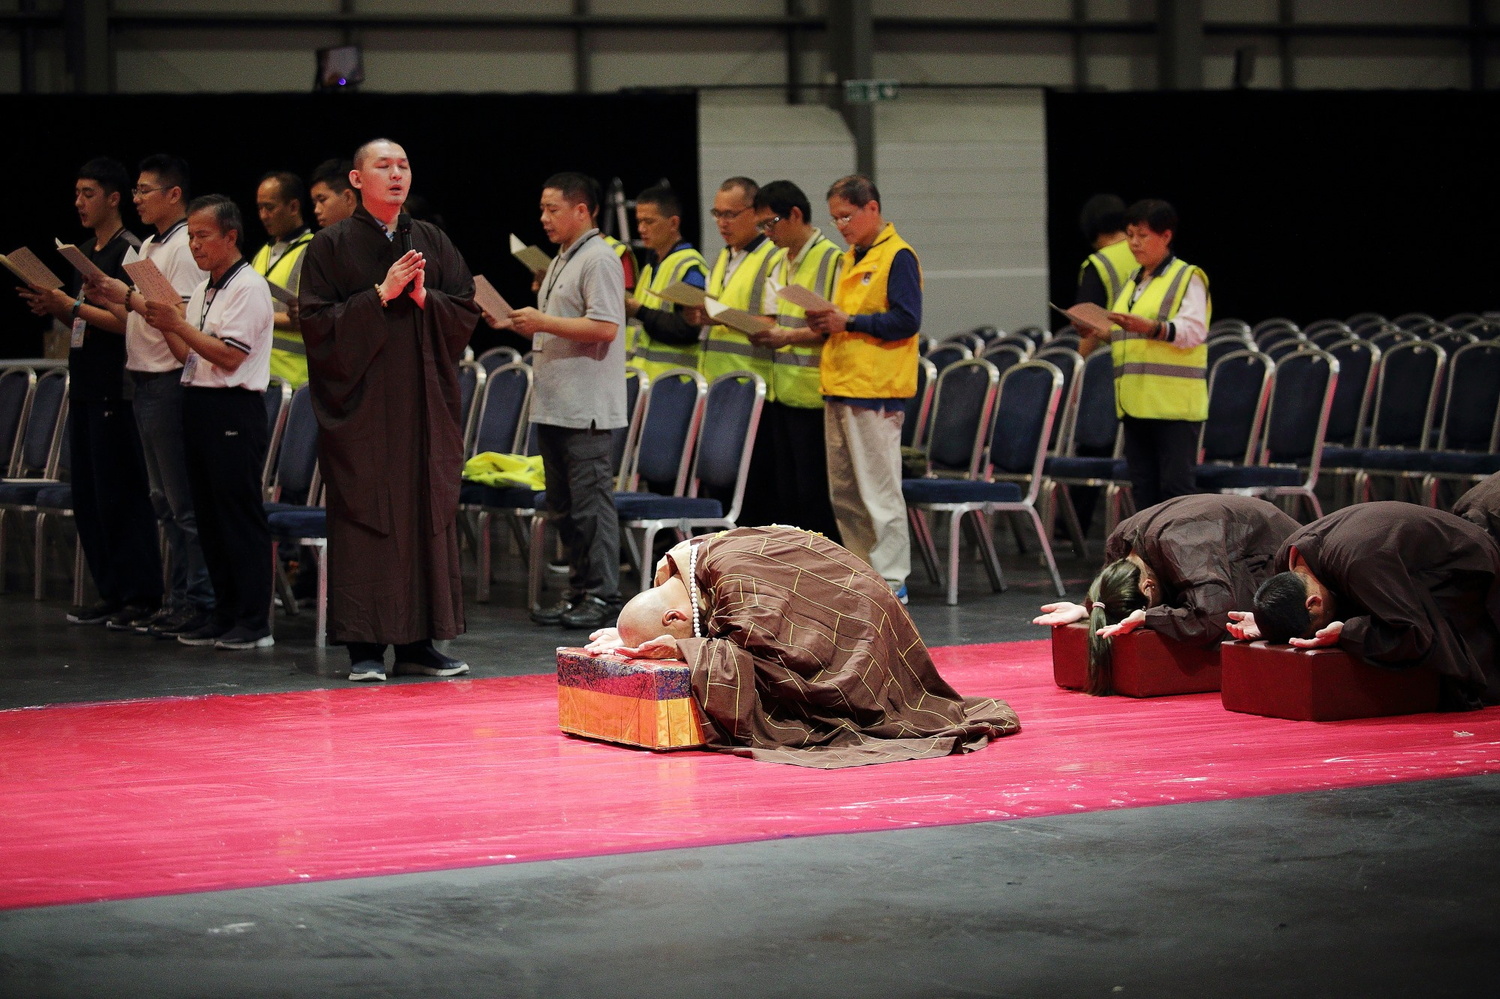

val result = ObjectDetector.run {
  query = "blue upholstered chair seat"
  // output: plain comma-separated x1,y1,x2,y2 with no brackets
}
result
34,485,72,508
1043,455,1120,479
902,478,1024,504
1401,451,1500,475
613,491,722,519
1195,464,1305,488
0,482,52,505
267,509,327,539
1319,446,1363,468
459,481,543,508
1354,448,1439,472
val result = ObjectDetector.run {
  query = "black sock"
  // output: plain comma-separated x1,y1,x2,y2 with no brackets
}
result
394,639,434,662
348,642,387,666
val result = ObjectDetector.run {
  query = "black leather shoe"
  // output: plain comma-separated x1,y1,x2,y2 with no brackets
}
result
530,597,576,626
560,595,621,630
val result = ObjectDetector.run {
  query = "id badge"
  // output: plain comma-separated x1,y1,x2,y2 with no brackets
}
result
180,352,199,385
70,317,87,348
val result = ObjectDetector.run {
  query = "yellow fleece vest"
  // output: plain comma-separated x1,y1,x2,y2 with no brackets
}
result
252,231,314,388
1109,256,1212,422
629,244,708,380
819,224,921,399
699,237,779,385
768,233,842,409
1078,239,1137,309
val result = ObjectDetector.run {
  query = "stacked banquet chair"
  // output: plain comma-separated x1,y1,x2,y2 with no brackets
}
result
1041,348,1128,557
903,358,1067,604
1187,346,1276,490
0,368,68,594
461,360,537,603
263,385,329,645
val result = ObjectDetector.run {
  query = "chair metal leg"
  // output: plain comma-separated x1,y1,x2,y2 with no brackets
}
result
72,527,84,607
476,510,492,603
909,508,941,584
945,511,963,606
275,555,299,617
1027,505,1066,597
0,508,9,594
528,514,547,611
33,511,48,600
1056,484,1089,561
314,544,328,648
970,510,1005,593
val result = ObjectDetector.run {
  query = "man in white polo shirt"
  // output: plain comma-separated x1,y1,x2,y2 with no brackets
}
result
141,195,275,651
87,153,214,639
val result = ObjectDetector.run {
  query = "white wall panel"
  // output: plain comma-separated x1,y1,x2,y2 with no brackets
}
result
874,93,1049,336
358,29,574,92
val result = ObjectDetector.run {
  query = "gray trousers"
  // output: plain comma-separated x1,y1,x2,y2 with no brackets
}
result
536,423,620,602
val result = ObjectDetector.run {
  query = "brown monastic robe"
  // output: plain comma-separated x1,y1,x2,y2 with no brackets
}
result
1452,471,1500,546
1105,494,1300,646
1275,501,1500,706
299,206,478,644
662,526,1020,768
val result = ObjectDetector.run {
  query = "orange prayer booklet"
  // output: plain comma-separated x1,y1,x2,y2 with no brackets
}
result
472,274,511,318
1048,300,1113,336
122,258,183,305
1,246,64,290
509,233,552,274
704,295,774,335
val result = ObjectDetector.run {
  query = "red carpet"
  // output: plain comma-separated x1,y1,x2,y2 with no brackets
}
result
3,640,1498,910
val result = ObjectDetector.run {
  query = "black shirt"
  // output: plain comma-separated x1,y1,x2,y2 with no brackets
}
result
68,228,135,402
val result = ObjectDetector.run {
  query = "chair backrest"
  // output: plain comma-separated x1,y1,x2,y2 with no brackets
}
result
967,325,1000,344
1069,349,1119,456
1367,339,1446,448
55,411,72,478
980,342,1028,382
1032,347,1083,452
471,361,533,457
1199,349,1273,464
626,366,707,494
457,359,487,452
1209,318,1252,337
926,342,972,375
1458,319,1500,340
476,346,522,373
1260,348,1338,471
0,366,36,477
273,385,318,505
261,376,293,494
611,365,648,484
901,356,938,449
1255,327,1304,351
1302,319,1351,339
988,333,1035,359
1012,325,1050,348
1368,328,1418,351
1207,334,1253,371
941,332,984,354
1346,311,1387,329
923,358,998,476
1048,331,1082,352
13,368,68,477
1443,312,1482,329
1265,338,1306,361
1323,338,1380,446
1428,329,1478,355
1436,340,1500,452
1309,327,1352,348
985,360,1063,503
1252,317,1299,338
687,370,766,522
1392,312,1435,330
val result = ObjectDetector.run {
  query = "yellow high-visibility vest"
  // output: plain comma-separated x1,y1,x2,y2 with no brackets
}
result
820,223,921,399
1109,256,1212,422
629,243,708,380
699,237,779,385
1078,238,1137,308
767,232,842,408
251,230,314,387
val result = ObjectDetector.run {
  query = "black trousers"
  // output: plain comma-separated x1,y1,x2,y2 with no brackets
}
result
182,388,271,632
1121,415,1201,512
536,423,619,601
739,401,841,541
70,397,162,605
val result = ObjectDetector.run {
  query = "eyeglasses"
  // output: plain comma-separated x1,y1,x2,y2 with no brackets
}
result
709,206,749,221
132,185,170,198
755,215,783,233
831,203,868,227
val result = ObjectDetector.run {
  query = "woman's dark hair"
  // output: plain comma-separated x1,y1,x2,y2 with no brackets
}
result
1085,558,1148,696
1123,198,1178,236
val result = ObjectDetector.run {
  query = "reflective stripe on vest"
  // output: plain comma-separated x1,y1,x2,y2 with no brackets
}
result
1078,239,1137,308
820,223,922,399
253,231,312,357
629,245,708,379
700,238,779,383
1109,257,1212,422
770,234,841,408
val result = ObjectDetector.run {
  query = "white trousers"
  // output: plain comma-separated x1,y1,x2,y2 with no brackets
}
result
824,401,910,588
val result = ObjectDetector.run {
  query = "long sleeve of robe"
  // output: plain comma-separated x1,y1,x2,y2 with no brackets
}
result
299,206,479,644
1104,494,1299,647
663,526,1019,768
1274,501,1500,705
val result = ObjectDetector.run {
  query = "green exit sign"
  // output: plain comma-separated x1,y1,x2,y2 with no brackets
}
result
844,78,900,103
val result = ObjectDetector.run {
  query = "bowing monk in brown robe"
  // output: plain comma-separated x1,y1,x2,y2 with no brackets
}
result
1234,501,1500,710
588,526,1019,768
299,139,479,681
1452,471,1500,546
1033,494,1299,695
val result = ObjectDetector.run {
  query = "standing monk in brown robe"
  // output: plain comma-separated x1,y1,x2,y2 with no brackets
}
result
1233,501,1500,710
1033,494,1300,695
299,139,479,682
588,526,1019,768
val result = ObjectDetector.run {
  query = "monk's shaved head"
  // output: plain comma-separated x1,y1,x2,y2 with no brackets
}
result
617,576,693,647
353,137,405,170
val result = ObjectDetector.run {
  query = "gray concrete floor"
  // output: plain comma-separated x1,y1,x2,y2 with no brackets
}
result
2,524,1497,996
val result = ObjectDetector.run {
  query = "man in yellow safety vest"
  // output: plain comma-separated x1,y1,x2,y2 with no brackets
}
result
624,184,707,380
251,171,314,387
